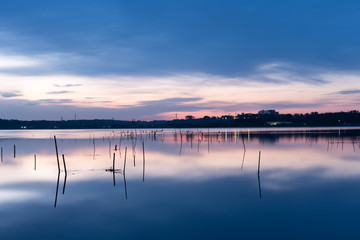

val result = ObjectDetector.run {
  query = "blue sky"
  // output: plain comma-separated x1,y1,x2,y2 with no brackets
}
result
0,0,360,120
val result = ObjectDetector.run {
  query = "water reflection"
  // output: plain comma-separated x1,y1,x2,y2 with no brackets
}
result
0,128,360,239
54,172,60,208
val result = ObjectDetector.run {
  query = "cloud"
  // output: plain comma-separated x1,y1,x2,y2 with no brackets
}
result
115,97,209,119
0,97,208,120
336,89,360,95
0,54,43,69
32,99,74,105
249,62,327,84
196,100,325,114
0,0,359,79
136,97,203,106
1,91,22,98
0,1,359,119
46,91,74,95
53,84,83,87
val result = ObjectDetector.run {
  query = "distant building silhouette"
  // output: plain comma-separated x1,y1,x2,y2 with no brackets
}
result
185,115,195,120
258,109,279,122
221,115,234,120
258,109,278,115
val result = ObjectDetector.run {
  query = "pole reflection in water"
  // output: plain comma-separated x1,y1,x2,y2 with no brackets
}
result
123,169,128,200
142,141,145,182
241,134,246,170
62,173,67,195
54,172,60,208
257,173,262,198
47,128,360,205
113,153,116,186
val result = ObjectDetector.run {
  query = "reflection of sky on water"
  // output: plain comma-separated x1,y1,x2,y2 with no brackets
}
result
0,128,360,239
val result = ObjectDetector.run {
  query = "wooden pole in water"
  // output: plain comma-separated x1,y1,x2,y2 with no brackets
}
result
13,145,16,158
123,147,127,173
113,152,116,171
1,147,3,162
257,151,261,175
54,136,60,173
93,138,96,160
62,154,67,175
108,141,111,159
34,154,36,171
112,153,116,186
142,141,145,182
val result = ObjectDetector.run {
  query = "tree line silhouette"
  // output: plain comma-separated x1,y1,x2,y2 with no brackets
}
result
0,110,359,129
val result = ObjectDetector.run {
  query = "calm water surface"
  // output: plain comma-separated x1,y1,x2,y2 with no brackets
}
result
0,128,360,239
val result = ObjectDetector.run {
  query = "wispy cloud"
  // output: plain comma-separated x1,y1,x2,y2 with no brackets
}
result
336,89,360,95
46,91,74,95
137,97,203,106
1,91,22,98
0,97,208,120
33,99,74,105
53,84,83,88
0,54,43,69
248,62,327,84
195,100,325,113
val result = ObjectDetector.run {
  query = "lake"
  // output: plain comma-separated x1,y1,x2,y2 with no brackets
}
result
0,127,360,239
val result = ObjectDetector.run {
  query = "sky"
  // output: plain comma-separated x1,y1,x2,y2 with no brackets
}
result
0,0,360,120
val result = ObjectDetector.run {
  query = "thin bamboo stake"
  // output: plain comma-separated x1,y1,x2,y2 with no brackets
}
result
112,152,116,171
257,151,261,175
62,154,67,175
54,136,60,173
123,147,127,173
113,152,116,186
108,141,111,159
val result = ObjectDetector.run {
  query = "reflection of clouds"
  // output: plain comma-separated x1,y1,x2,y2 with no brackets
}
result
341,155,360,161
0,190,41,204
261,168,329,191
0,130,360,189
